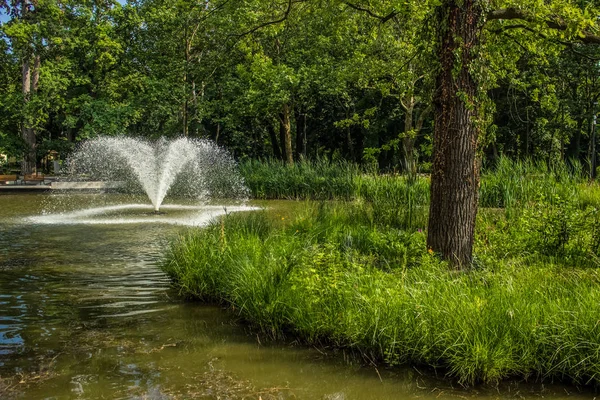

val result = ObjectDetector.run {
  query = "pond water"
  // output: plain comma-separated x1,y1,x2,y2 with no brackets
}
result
0,193,594,399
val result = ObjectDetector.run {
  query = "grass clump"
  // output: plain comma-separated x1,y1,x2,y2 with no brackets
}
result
355,174,429,229
163,202,600,386
239,158,358,200
479,156,586,210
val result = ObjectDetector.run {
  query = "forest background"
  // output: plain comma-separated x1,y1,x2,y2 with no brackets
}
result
2,0,600,176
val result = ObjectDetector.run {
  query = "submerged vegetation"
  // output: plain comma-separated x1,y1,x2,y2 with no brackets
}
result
164,158,600,386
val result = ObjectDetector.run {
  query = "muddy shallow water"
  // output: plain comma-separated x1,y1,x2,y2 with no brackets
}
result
0,193,594,399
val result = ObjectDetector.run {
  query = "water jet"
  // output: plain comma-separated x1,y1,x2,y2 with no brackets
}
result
30,137,256,226
66,137,249,211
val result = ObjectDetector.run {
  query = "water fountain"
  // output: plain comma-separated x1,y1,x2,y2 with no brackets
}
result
30,136,255,226
67,136,249,211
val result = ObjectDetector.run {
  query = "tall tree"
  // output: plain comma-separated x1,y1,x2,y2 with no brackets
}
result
2,0,40,173
426,0,485,266
427,1,600,266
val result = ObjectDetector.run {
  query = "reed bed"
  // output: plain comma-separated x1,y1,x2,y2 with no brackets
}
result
239,158,358,200
240,157,592,211
479,157,586,210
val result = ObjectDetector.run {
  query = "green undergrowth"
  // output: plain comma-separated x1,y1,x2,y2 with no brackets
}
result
479,157,588,209
239,157,596,211
239,158,358,200
163,201,600,386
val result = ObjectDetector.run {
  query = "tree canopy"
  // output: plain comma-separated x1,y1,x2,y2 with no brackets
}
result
0,0,597,167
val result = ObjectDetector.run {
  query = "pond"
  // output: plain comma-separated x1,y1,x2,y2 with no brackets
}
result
0,193,593,399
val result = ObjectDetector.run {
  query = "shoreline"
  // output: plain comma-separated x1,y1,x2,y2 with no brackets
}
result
162,203,600,388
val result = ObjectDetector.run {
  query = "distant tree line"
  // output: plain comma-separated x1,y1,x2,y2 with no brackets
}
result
1,0,598,173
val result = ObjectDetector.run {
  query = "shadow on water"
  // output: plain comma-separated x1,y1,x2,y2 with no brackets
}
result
0,193,597,399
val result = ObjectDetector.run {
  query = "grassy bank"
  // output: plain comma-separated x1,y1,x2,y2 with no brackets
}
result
163,193,600,385
163,158,600,385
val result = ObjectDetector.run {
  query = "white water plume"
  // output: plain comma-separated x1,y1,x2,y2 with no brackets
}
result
66,137,249,211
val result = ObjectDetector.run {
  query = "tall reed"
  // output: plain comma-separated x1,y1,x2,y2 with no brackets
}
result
239,158,358,200
241,157,594,213
354,174,429,229
479,156,586,210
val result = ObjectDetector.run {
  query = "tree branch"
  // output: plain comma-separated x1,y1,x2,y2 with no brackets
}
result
399,96,408,111
236,0,296,37
344,2,398,23
487,7,600,45
489,23,555,42
191,0,234,42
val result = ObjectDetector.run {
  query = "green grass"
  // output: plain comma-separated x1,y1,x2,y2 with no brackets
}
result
239,158,430,229
479,157,586,211
163,158,600,385
240,157,591,212
239,158,358,200
355,174,429,229
163,200,600,386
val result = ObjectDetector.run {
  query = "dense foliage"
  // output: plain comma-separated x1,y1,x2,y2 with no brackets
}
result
1,1,600,174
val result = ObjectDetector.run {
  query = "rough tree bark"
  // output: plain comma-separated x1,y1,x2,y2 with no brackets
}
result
268,122,282,159
427,0,485,267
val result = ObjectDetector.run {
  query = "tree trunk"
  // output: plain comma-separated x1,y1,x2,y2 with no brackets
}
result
192,80,200,136
183,19,190,137
302,112,307,157
294,109,301,160
401,89,432,176
21,56,36,175
567,117,583,161
590,104,597,179
295,109,306,160
183,100,188,136
427,0,484,267
214,122,221,144
268,122,282,160
32,55,40,91
279,103,293,165
344,109,355,161
402,97,416,175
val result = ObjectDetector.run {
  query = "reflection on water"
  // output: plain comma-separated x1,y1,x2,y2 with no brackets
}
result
0,193,596,399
